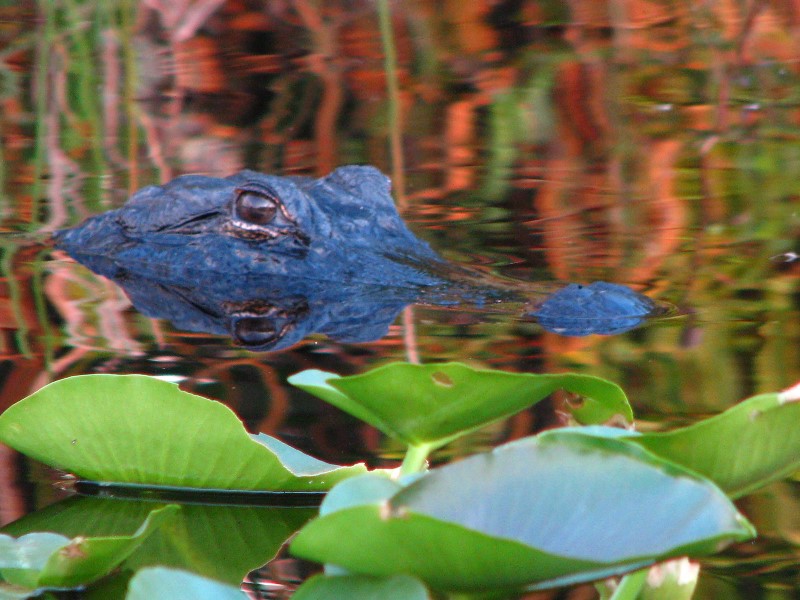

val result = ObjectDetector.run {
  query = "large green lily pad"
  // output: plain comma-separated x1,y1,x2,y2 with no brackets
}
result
289,362,631,449
0,375,365,491
292,432,753,592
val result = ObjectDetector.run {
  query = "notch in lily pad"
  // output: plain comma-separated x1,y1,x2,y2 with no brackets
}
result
0,375,366,493
289,362,632,473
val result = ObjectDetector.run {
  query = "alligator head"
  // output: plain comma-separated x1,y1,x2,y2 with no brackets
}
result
54,166,448,289
54,166,668,344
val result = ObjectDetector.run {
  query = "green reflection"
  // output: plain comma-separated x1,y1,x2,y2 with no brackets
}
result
2,495,314,586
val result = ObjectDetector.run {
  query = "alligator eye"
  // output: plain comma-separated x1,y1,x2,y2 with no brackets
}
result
234,190,279,225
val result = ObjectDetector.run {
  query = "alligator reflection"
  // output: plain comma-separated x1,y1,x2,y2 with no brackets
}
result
54,166,667,351
72,261,425,351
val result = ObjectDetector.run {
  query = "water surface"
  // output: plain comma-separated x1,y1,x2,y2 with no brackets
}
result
1,1,800,596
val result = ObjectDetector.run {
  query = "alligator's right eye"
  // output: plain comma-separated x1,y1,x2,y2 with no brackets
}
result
234,189,279,225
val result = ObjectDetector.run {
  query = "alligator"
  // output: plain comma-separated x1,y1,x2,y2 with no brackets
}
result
54,166,666,350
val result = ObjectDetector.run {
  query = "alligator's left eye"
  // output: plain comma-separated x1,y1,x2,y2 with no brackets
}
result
234,188,279,225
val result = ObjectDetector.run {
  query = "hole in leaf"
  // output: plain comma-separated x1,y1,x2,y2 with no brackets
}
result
431,372,453,387
565,392,585,410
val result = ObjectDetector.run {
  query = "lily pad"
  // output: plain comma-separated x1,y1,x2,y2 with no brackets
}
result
292,574,431,600
632,392,800,498
126,567,246,600
0,375,365,491
289,363,631,449
291,433,753,592
563,390,800,499
318,473,402,516
2,496,314,586
0,505,176,590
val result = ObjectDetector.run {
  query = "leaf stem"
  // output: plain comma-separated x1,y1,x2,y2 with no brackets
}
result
399,443,432,477
609,568,648,600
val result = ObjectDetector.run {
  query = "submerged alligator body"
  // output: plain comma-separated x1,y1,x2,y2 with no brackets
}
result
54,166,664,350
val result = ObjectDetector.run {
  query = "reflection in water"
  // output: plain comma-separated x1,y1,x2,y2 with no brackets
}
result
0,0,799,596
54,167,668,349
58,265,418,352
1,494,315,590
56,263,668,351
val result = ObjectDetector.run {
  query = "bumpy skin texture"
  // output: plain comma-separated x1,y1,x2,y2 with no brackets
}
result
54,166,663,347
55,166,449,289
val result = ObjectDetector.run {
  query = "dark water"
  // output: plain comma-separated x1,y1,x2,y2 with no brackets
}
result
1,1,800,597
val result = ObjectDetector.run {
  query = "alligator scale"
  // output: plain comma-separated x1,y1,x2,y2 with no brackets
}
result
54,166,666,350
